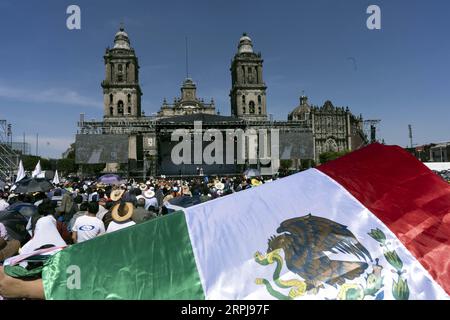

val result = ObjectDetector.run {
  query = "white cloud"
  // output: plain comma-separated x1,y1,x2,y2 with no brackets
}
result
0,84,102,109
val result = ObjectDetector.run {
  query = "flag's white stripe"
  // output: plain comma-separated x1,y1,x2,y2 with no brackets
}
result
184,169,448,300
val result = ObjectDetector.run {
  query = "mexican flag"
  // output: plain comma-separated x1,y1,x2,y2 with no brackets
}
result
42,144,450,300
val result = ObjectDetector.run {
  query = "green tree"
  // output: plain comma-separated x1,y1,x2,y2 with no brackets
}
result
57,158,77,176
319,150,350,164
79,164,106,176
65,143,76,160
301,159,316,169
21,155,52,171
280,159,293,171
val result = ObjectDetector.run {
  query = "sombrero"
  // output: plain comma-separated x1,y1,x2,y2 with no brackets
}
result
143,189,155,199
111,202,134,222
251,178,262,186
110,189,125,201
215,182,225,191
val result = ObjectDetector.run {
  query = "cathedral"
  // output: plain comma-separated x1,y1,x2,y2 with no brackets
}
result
76,27,366,177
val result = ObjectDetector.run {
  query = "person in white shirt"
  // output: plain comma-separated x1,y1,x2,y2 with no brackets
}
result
106,202,136,234
140,189,159,211
72,202,105,243
20,200,67,255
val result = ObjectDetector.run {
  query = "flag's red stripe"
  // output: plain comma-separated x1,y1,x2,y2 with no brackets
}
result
318,143,450,294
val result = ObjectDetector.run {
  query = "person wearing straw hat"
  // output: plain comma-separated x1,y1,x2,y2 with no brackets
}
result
214,182,225,192
110,189,124,202
251,178,263,187
106,202,136,233
142,188,158,211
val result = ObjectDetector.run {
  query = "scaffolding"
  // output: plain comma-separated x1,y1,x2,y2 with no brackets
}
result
0,119,19,181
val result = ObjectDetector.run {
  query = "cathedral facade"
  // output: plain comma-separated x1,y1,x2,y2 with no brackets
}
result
76,27,366,177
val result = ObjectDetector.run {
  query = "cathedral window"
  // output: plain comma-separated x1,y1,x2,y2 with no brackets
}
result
110,106,114,116
118,64,123,72
109,94,113,104
258,95,261,105
242,95,246,105
243,105,246,114
128,106,132,114
249,101,255,114
118,75,123,82
117,100,124,115
127,94,131,104
258,106,262,114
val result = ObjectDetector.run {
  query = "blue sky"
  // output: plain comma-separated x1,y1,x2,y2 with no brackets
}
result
0,0,449,158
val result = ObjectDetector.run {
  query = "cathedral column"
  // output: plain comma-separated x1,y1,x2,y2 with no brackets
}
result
128,62,135,82
106,63,112,84
257,66,262,84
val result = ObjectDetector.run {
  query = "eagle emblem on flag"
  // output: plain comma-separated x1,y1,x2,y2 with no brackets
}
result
254,214,410,300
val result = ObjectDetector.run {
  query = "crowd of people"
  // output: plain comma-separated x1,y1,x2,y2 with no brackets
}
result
434,170,450,183
0,175,272,265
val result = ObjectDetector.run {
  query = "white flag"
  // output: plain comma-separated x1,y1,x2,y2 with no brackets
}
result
32,160,42,178
15,160,26,183
53,170,60,185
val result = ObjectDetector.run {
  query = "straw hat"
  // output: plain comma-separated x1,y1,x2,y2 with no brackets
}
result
139,183,147,191
111,202,134,222
251,178,262,187
143,189,155,199
110,189,125,201
215,182,225,191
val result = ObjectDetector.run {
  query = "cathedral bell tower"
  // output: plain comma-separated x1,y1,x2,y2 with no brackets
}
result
230,33,267,121
102,26,142,119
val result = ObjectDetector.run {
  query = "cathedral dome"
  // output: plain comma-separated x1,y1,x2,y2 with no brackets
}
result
238,33,253,54
288,96,311,121
113,26,131,49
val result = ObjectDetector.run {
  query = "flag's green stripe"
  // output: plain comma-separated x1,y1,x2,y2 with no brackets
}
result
42,211,204,300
